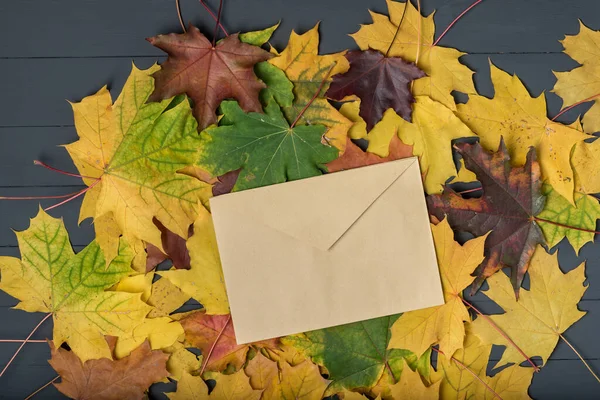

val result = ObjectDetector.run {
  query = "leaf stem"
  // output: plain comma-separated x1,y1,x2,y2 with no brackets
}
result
33,160,96,180
384,0,408,57
0,191,87,201
175,0,187,33
559,333,600,384
199,0,229,36
432,347,503,399
211,0,224,47
200,314,231,375
290,64,336,129
43,179,101,212
461,297,539,372
551,93,600,121
0,313,52,378
415,0,422,65
534,216,600,235
24,376,59,400
0,340,46,343
433,0,483,46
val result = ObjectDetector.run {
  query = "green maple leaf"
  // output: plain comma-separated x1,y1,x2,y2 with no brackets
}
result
537,184,600,253
198,100,338,191
0,209,150,362
282,315,424,394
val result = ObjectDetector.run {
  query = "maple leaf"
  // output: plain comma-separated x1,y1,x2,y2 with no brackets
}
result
146,218,192,271
283,314,415,394
326,50,425,130
49,340,168,400
147,277,190,318
388,218,487,358
245,352,279,393
168,369,262,400
0,208,150,361
435,327,534,400
159,205,229,315
180,312,279,372
553,21,600,133
427,140,546,296
197,100,338,191
114,316,184,359
148,25,273,130
471,246,587,367
66,64,211,257
326,136,413,173
164,341,202,381
239,22,280,47
276,361,330,399
269,24,352,151
351,0,476,110
537,184,600,254
572,139,600,196
387,362,440,399
368,348,432,399
339,96,476,193
456,62,589,203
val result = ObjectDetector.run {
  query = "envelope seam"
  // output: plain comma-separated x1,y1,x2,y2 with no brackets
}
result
326,159,418,250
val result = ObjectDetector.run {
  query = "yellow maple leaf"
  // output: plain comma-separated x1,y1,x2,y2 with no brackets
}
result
114,317,184,359
147,277,191,318
350,0,475,110
471,246,587,367
435,327,533,400
553,21,600,134
277,361,330,400
456,62,590,203
164,341,202,381
389,218,487,357
159,205,229,315
337,97,476,194
572,139,600,195
388,362,440,399
245,352,279,395
168,370,262,400
65,63,212,260
0,209,150,361
269,24,351,152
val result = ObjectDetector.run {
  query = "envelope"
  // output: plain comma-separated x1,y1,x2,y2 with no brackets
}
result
209,157,444,344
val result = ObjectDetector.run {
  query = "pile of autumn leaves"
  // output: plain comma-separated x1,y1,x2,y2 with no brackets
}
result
2,1,600,399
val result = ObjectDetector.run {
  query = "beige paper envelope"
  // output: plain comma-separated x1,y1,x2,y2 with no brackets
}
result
210,157,444,344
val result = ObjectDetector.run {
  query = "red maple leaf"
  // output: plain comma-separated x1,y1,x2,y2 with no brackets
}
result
326,50,425,131
147,26,272,130
427,140,546,297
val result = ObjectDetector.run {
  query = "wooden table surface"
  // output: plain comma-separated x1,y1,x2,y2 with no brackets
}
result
1,0,599,398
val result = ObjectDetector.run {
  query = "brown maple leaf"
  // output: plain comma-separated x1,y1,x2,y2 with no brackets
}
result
427,139,546,297
326,135,413,173
146,218,193,271
148,25,273,130
326,50,425,131
49,340,168,400
181,312,279,373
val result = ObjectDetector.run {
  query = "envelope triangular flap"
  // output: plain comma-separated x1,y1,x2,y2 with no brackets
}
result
209,158,418,251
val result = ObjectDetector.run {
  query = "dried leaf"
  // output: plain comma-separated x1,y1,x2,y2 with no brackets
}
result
326,136,413,173
49,340,168,400
326,50,425,130
427,140,546,296
456,62,589,203
0,209,149,361
181,312,278,372
389,218,487,358
553,21,600,133
66,64,211,255
148,26,272,130
269,24,351,151
471,246,587,367
160,206,229,315
351,0,475,110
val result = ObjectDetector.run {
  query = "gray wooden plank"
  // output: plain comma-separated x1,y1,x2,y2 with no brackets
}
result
1,0,600,58
0,53,583,128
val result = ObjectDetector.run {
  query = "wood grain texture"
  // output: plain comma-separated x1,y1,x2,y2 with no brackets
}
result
1,0,600,398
